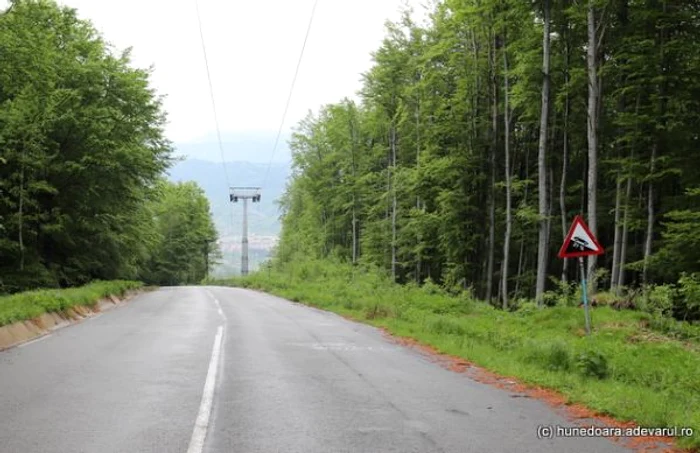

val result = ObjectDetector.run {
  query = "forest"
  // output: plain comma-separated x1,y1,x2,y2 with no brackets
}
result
0,0,218,291
276,0,700,320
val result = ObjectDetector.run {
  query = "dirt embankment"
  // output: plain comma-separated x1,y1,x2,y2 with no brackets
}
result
0,290,141,351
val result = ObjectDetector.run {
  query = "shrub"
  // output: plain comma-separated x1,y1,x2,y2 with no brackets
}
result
593,291,623,307
647,316,700,342
421,277,444,296
546,341,573,371
639,284,677,317
575,350,610,379
365,302,392,320
546,277,579,307
427,316,466,335
677,273,700,321
516,300,539,315
525,340,572,372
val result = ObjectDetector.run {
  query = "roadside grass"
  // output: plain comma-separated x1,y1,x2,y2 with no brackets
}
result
0,280,143,327
212,260,700,451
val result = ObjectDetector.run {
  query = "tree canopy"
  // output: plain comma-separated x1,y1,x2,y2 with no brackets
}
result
0,0,218,291
276,0,700,318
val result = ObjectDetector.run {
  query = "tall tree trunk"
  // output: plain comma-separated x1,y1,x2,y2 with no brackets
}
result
352,199,357,263
536,0,551,306
643,144,657,284
560,26,570,283
643,1,667,284
615,170,632,295
581,154,587,215
502,35,512,310
586,0,600,292
515,240,525,297
391,124,397,282
350,109,359,265
618,167,633,290
18,157,25,272
620,93,641,290
385,149,391,268
516,150,531,298
611,0,629,292
415,102,422,283
486,31,498,303
610,174,623,290
487,144,497,300
548,165,554,247
560,148,569,283
548,165,554,286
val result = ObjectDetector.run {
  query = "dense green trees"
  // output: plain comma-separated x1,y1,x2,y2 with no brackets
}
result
0,0,218,291
141,180,219,286
276,0,700,317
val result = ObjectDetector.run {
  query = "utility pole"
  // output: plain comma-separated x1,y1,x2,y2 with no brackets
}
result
229,187,261,276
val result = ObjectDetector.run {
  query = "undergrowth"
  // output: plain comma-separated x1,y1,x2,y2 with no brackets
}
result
212,259,700,450
0,280,143,327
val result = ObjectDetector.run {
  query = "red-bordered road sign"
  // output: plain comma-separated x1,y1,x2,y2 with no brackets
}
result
558,215,604,259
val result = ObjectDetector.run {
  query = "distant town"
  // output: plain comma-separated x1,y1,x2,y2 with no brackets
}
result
212,234,279,277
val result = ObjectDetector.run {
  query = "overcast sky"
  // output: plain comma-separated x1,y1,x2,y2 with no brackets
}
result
12,0,429,161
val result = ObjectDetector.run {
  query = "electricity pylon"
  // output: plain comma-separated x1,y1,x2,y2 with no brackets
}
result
229,187,261,276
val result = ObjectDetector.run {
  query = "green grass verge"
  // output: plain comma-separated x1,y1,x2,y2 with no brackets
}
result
212,260,700,451
0,280,143,327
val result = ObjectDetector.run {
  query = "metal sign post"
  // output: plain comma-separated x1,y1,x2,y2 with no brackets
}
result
578,257,592,335
558,215,604,336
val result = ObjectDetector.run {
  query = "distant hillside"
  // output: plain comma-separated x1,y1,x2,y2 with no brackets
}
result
173,131,292,164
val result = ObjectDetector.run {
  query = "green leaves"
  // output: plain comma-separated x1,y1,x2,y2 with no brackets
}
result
0,0,177,290
575,349,610,379
276,0,700,308
139,180,219,286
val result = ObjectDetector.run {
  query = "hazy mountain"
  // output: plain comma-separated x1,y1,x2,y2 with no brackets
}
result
173,131,292,164
167,158,289,235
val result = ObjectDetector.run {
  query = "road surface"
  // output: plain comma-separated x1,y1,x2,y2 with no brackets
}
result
0,287,629,453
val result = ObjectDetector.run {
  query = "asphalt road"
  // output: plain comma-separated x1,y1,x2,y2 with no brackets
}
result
0,287,631,453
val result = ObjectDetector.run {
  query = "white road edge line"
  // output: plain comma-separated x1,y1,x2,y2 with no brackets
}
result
17,333,52,348
186,325,223,453
16,312,105,350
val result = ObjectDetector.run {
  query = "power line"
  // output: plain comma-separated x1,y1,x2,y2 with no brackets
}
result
195,0,230,187
261,0,319,188
195,0,237,275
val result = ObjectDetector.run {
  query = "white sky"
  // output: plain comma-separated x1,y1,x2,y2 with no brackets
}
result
23,0,428,156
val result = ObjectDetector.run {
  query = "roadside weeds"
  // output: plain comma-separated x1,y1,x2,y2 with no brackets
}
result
212,265,700,453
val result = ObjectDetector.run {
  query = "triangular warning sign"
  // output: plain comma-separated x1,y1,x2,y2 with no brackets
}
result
558,215,604,258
